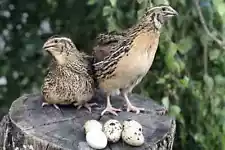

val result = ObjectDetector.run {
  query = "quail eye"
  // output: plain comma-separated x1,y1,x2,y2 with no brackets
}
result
54,40,58,43
162,8,166,11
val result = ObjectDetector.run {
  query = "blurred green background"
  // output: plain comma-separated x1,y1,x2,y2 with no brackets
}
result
0,0,225,149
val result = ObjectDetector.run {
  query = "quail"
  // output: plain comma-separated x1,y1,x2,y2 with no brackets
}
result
93,5,178,116
41,36,96,112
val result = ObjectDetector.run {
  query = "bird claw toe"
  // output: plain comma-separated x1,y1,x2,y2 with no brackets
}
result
53,104,61,110
75,102,98,112
126,105,145,114
101,107,121,116
42,102,48,107
42,102,61,111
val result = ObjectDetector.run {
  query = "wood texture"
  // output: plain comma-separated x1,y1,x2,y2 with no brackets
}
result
0,92,176,150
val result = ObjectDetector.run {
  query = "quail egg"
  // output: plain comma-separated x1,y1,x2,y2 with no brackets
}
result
123,119,142,131
86,130,107,149
121,119,144,146
122,127,144,146
84,120,103,134
103,119,122,143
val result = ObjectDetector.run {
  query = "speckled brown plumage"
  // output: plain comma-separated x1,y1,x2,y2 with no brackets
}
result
41,36,96,112
92,5,178,116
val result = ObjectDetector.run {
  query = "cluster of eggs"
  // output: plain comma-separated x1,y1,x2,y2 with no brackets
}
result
83,119,144,149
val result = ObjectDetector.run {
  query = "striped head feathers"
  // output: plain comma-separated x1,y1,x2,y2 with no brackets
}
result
141,5,178,30
43,36,77,65
43,36,76,54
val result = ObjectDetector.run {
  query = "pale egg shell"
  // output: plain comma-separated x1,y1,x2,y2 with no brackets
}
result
86,130,108,149
122,127,144,146
122,119,143,132
84,120,102,134
103,119,122,143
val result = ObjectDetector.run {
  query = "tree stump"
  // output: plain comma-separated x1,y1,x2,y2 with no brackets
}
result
0,92,176,150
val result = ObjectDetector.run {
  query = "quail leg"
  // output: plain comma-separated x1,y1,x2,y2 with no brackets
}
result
75,102,98,112
42,102,61,111
122,92,144,114
101,95,121,116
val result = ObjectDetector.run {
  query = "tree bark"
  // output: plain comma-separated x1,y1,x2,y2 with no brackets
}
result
0,92,176,150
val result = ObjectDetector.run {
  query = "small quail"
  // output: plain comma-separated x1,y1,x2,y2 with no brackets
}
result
42,36,96,112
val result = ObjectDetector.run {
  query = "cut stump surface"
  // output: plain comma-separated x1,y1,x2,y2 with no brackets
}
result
0,92,176,150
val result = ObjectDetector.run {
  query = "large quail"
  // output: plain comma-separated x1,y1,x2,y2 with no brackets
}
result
93,5,178,116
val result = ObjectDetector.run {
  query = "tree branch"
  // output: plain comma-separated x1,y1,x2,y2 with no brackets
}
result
193,0,225,50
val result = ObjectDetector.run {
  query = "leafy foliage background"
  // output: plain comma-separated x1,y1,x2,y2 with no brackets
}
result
0,0,225,149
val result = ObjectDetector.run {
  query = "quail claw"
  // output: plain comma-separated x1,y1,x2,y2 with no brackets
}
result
126,104,145,114
122,92,144,114
53,104,61,110
101,106,121,116
75,102,98,112
42,102,48,107
84,103,98,112
42,102,62,111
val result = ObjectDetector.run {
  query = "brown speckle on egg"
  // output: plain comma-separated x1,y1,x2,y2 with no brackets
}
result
110,122,115,126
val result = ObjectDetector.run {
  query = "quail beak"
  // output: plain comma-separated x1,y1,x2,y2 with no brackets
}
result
165,8,178,17
43,43,59,53
43,43,54,50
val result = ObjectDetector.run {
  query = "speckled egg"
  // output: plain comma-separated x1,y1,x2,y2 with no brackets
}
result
122,119,143,132
103,119,122,143
84,120,103,134
121,119,144,146
122,127,144,146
